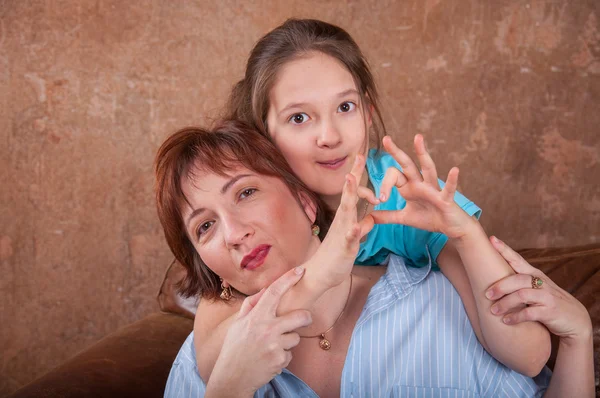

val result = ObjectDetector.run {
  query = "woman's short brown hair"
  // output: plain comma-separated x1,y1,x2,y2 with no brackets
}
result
226,18,387,148
155,120,331,300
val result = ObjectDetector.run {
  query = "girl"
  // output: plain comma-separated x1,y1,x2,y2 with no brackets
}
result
195,19,551,377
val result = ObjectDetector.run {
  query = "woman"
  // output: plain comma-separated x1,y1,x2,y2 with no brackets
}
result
157,120,593,397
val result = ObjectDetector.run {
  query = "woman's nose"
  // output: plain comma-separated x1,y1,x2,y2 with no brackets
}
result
316,119,342,148
223,217,253,248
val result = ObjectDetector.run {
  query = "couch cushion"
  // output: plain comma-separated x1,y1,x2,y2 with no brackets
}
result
156,259,198,319
7,313,193,398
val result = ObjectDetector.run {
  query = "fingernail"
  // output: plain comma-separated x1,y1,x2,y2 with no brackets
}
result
485,290,494,299
294,266,304,275
503,316,512,324
490,305,499,314
379,193,386,202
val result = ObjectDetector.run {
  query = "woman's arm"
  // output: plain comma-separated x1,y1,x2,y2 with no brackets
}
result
372,134,551,376
486,237,594,397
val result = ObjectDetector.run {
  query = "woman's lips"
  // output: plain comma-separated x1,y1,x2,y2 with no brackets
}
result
317,156,347,170
241,245,271,270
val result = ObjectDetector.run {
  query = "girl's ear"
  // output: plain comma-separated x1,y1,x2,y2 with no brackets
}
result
298,192,317,224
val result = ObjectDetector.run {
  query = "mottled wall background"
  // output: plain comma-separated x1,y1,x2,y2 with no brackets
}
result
1,0,598,394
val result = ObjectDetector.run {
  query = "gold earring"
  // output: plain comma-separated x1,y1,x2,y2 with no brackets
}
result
311,225,320,236
220,281,232,301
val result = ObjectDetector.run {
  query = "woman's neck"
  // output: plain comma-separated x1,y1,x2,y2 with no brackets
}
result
294,274,353,339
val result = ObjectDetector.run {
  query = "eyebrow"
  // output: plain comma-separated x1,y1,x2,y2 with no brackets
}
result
278,88,360,116
185,174,252,228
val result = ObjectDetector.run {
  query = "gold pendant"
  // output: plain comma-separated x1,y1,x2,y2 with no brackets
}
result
318,334,331,350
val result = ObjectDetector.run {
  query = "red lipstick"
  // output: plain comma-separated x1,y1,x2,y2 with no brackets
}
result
241,245,271,270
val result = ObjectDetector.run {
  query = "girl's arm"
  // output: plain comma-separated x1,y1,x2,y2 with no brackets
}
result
439,220,551,376
487,237,594,397
195,156,375,382
372,134,551,377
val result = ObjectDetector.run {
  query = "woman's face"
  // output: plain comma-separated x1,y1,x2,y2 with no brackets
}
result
266,52,369,202
181,164,317,295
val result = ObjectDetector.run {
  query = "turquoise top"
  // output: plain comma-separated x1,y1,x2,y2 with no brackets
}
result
356,149,482,270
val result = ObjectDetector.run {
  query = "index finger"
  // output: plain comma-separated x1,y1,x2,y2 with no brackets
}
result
382,136,422,181
254,266,305,315
413,134,439,187
349,154,366,185
490,236,537,276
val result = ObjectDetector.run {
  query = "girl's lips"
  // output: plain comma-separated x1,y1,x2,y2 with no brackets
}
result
241,245,271,271
317,156,347,170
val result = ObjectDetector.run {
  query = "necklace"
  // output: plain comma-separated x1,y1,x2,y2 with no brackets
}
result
299,273,353,351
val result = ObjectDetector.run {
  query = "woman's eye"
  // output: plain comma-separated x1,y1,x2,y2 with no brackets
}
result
338,102,356,113
196,221,214,238
289,113,309,125
239,188,256,199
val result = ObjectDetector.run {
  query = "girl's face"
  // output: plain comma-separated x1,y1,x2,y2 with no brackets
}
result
266,52,369,204
181,165,318,295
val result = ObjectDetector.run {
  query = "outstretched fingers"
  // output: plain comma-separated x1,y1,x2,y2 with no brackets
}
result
382,136,422,182
441,167,459,202
413,134,439,187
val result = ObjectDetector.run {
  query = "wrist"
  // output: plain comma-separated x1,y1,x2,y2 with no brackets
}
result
276,262,332,315
559,321,593,349
448,216,483,247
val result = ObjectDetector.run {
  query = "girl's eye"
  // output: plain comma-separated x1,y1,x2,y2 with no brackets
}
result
196,221,214,238
289,113,309,125
240,188,256,199
338,102,356,113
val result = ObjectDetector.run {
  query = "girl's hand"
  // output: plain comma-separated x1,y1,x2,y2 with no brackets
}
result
206,267,312,396
310,154,377,287
485,236,593,344
370,135,473,239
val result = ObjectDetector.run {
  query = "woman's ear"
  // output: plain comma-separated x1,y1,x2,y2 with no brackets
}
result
298,192,317,224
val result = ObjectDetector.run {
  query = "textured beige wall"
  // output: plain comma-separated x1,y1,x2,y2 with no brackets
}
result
1,0,599,394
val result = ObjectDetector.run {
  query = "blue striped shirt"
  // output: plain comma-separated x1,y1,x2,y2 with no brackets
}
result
164,255,551,397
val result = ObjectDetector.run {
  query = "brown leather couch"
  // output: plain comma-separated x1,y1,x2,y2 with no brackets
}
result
7,244,600,397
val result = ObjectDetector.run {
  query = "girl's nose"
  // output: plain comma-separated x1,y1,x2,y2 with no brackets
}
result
316,119,342,149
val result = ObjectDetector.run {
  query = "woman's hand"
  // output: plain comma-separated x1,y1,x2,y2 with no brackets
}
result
205,266,313,397
485,236,593,344
309,154,377,287
371,135,473,239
